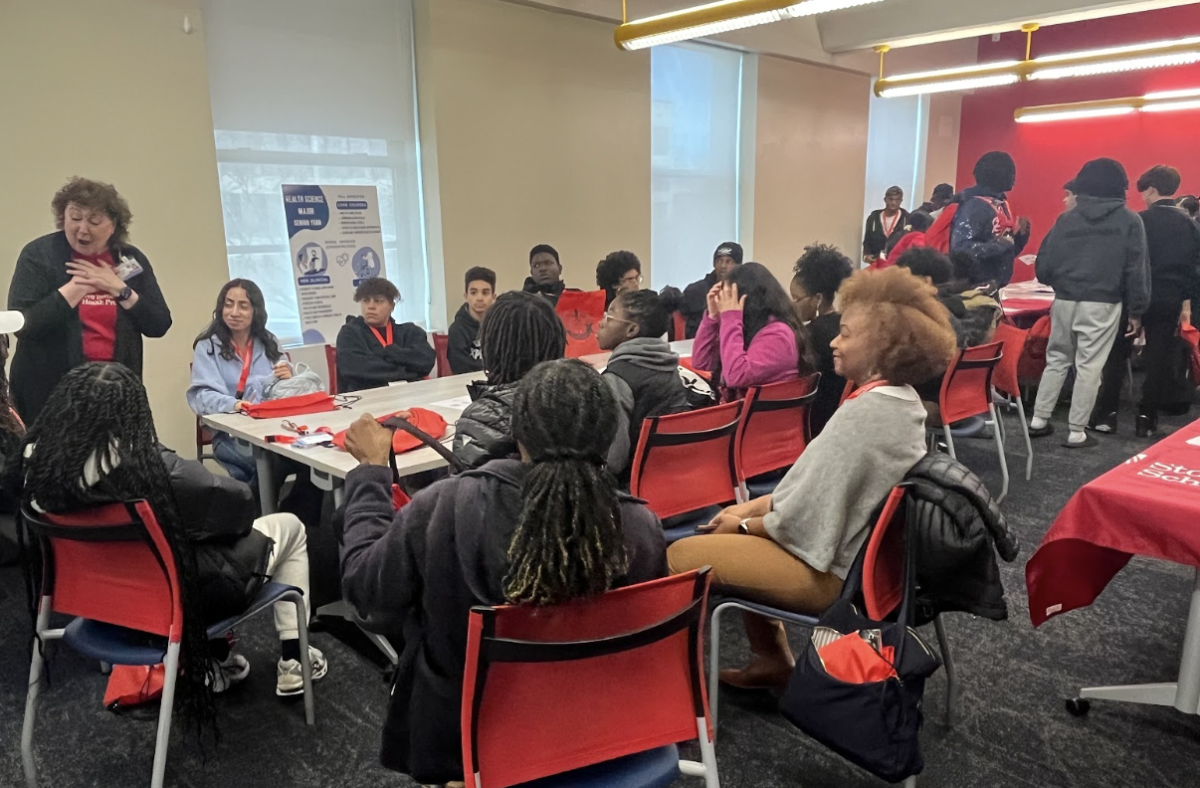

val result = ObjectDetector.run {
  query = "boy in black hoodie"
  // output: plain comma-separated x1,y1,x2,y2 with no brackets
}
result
335,278,435,392
447,266,495,374
522,244,568,305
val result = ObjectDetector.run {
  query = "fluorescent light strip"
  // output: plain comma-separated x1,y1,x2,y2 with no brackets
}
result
1016,106,1136,124
879,73,1019,98
1031,52,1200,81
785,0,886,18
1034,35,1200,64
1144,98,1200,113
882,60,1022,82
1146,87,1200,100
621,10,787,50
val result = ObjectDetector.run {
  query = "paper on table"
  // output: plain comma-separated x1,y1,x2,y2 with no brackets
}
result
430,394,473,411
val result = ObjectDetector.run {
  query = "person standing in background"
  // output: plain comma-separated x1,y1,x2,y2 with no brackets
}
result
522,244,568,306
447,266,496,375
1177,195,1200,223
950,152,1031,288
680,242,743,339
1029,158,1150,449
1092,165,1200,437
1063,179,1079,213
7,177,172,424
862,186,909,266
916,183,955,218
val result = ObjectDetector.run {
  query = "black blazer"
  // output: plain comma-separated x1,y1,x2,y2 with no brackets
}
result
7,232,172,423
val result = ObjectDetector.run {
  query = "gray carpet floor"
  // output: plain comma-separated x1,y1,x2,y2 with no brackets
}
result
3,387,1200,788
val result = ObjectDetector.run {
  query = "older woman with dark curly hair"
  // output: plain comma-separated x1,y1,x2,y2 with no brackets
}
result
595,250,643,308
668,266,957,690
7,177,172,423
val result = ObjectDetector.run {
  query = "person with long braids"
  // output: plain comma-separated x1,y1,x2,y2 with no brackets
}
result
451,291,566,470
187,279,294,484
691,261,813,402
341,359,667,785
9,364,328,721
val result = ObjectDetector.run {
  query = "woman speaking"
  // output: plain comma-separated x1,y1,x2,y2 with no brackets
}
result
7,177,172,422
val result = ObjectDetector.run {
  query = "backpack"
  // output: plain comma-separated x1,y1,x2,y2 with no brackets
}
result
926,197,1015,255
1017,315,1052,383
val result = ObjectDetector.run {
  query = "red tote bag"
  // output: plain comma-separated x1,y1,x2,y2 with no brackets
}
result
242,391,337,419
1180,320,1200,383
556,289,607,358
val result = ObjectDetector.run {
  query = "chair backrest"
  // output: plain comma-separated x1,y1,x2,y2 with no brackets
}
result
462,570,712,788
938,341,1003,425
432,332,451,378
325,344,339,394
629,401,742,519
990,322,1027,399
23,501,183,641
734,374,819,484
671,310,686,342
860,486,909,621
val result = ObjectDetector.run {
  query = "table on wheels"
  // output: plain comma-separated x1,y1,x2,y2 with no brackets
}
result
1026,418,1200,716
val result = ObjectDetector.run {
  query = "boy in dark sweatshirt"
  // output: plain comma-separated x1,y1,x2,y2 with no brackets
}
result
597,289,691,481
336,278,435,392
447,266,495,375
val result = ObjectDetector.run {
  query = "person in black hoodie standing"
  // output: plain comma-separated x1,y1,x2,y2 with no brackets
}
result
950,152,1031,287
862,186,909,266
336,277,435,392
680,241,742,339
447,266,496,375
340,359,667,786
522,244,568,305
1030,158,1150,448
1092,165,1200,436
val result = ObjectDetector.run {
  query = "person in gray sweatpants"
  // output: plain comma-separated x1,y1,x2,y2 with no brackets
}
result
1030,158,1150,448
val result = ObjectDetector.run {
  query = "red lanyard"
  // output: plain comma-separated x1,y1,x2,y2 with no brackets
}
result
881,211,901,237
369,322,393,348
847,380,889,401
233,340,253,397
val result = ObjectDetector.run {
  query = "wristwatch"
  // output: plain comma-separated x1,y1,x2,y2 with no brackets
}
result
116,286,133,302
737,518,751,535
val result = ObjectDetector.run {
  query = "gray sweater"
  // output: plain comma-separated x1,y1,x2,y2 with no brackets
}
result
763,385,927,579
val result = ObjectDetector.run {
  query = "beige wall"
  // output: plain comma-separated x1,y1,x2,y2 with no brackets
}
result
415,0,652,312
0,0,228,455
925,93,964,194
753,56,871,284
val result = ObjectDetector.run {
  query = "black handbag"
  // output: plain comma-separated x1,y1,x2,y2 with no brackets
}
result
779,503,942,782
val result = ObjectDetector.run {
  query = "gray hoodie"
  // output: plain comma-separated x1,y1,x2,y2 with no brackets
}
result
1035,196,1150,317
601,337,688,477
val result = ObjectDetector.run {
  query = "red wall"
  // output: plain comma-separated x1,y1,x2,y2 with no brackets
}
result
956,5,1200,252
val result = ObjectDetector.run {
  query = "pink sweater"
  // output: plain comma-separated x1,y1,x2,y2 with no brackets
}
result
692,312,800,400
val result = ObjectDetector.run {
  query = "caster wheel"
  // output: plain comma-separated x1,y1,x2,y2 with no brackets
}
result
1065,697,1091,717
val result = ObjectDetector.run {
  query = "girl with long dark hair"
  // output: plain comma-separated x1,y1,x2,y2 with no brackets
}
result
692,261,813,401
10,364,328,732
187,279,291,483
340,359,667,785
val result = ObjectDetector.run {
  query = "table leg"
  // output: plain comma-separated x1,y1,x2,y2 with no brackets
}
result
1078,568,1200,715
254,448,277,516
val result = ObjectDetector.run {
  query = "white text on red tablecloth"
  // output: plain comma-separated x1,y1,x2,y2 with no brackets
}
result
1138,461,1200,487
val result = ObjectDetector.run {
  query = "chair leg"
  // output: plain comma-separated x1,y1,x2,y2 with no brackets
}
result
22,598,54,788
364,631,399,666
1015,395,1033,481
942,426,956,459
708,603,726,732
934,616,957,729
695,716,721,788
151,642,181,788
903,776,918,787
295,597,315,726
989,405,1009,503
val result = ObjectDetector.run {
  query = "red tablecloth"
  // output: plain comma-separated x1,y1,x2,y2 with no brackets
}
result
1001,297,1053,321
1026,419,1200,627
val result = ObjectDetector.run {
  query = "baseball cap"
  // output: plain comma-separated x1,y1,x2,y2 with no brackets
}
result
713,242,744,265
0,311,24,334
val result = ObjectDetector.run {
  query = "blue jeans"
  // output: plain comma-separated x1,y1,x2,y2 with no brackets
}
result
212,431,257,485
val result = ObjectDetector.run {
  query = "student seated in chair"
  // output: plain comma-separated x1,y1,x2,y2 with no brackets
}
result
340,359,667,786
668,268,956,690
336,277,435,392
596,290,691,482
447,266,496,375
10,363,328,718
790,244,853,437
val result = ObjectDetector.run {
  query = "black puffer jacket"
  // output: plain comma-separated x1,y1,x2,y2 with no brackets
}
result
903,453,1019,624
451,382,518,471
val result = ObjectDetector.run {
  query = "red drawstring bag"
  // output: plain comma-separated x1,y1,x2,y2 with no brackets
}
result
1017,314,1052,383
104,664,166,710
817,635,898,684
556,289,606,359
242,392,337,419
331,407,448,454
1180,320,1200,383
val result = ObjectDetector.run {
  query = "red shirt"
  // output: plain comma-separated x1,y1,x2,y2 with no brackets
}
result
76,251,118,362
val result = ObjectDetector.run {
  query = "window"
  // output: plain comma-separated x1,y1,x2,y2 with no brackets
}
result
203,0,432,345
862,93,930,242
651,43,746,291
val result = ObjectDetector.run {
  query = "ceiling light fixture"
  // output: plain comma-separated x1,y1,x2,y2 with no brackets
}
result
1014,87,1200,123
614,0,888,51
876,25,1200,98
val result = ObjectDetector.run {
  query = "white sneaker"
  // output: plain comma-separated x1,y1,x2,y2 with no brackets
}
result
210,652,250,694
276,646,328,697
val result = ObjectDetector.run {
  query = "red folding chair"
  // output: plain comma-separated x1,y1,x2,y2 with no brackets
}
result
629,401,742,542
325,344,339,394
991,322,1033,483
21,501,315,788
190,362,217,464
733,375,820,501
432,332,452,377
462,570,718,788
671,310,687,342
931,342,1009,503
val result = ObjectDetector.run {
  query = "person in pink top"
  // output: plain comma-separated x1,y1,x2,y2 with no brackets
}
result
692,262,811,402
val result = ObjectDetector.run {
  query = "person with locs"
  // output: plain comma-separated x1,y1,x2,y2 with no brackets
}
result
1091,165,1200,437
862,186,909,266
949,152,1031,288
1029,158,1150,449
680,242,743,339
522,244,569,306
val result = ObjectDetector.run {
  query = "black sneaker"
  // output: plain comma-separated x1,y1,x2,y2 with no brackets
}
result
1088,412,1118,434
1135,414,1157,439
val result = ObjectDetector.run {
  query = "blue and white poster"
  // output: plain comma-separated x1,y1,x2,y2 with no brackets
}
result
283,184,385,345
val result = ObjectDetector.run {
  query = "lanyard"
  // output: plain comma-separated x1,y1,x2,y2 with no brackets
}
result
369,322,393,348
233,340,253,398
881,211,901,238
847,380,888,401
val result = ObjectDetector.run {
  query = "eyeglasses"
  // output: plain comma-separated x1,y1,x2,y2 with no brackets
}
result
619,274,644,286
600,312,638,327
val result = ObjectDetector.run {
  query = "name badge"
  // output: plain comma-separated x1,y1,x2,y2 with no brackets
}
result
115,255,144,281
